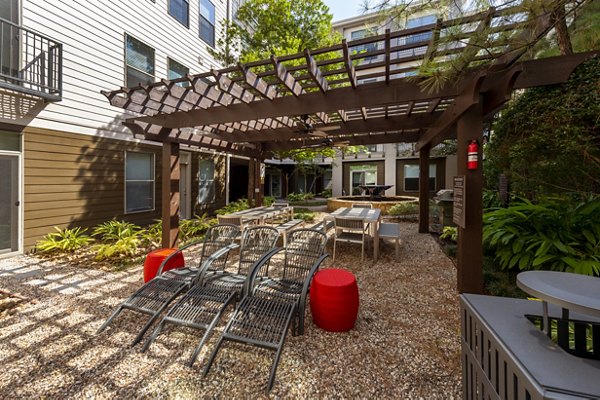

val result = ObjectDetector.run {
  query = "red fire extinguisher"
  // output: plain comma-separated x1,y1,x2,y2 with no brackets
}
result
467,139,479,170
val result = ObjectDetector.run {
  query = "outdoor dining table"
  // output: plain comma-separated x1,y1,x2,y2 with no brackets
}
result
517,270,600,335
229,205,292,224
324,207,382,261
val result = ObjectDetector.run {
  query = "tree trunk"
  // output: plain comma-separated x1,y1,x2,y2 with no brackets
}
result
552,4,573,55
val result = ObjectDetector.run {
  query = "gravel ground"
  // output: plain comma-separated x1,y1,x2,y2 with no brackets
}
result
0,221,461,399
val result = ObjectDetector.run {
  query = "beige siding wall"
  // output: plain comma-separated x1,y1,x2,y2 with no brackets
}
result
23,127,164,249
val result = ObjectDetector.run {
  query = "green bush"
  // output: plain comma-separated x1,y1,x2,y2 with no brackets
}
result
287,192,315,202
140,220,162,248
263,196,275,206
92,220,140,241
94,236,141,261
388,202,419,216
440,226,458,242
483,196,600,275
319,189,332,198
293,208,315,222
216,198,249,215
36,227,94,253
180,215,215,242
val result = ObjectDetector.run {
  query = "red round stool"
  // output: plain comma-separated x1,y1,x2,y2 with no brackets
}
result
143,248,185,283
310,269,359,332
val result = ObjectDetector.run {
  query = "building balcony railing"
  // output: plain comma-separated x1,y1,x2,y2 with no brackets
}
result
0,17,62,101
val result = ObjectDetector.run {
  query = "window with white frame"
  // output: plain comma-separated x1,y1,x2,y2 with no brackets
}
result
199,0,216,47
350,29,378,63
405,14,437,45
125,35,155,86
125,151,155,213
167,57,189,86
198,158,215,203
350,165,377,194
404,164,436,192
169,0,189,27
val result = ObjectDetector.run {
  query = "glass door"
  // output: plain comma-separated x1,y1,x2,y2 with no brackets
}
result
0,154,19,254
0,0,20,80
269,173,282,198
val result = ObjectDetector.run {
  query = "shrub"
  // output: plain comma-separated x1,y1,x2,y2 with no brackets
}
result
216,198,249,215
483,196,600,275
92,220,140,241
388,202,419,216
319,188,332,198
287,192,315,203
180,215,215,241
293,208,315,222
440,226,458,242
140,220,162,248
94,236,141,261
36,227,94,253
263,196,275,206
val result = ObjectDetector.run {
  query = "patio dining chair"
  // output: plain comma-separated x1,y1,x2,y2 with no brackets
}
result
97,224,240,346
332,216,371,262
203,228,329,392
141,225,280,366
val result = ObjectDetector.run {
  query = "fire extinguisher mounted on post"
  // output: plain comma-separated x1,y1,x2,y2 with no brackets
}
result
467,139,479,170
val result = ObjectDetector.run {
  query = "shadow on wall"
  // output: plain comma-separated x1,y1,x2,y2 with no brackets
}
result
69,114,164,231
0,89,45,124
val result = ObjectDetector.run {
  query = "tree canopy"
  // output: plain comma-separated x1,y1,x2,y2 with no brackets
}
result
485,57,600,198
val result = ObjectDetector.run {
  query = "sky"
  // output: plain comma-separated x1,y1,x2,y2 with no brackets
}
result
324,0,368,22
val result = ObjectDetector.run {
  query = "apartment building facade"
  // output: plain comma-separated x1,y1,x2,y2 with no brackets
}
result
0,0,236,256
329,8,459,198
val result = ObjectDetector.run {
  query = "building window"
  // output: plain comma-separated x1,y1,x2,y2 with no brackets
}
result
199,0,215,47
365,145,379,153
167,58,189,86
198,159,215,203
404,164,436,192
350,164,377,195
125,151,155,213
125,35,155,86
350,29,378,63
168,0,189,27
405,14,437,45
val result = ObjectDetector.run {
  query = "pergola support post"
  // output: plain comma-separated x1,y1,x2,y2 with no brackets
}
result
247,158,264,207
161,140,180,248
418,144,431,233
456,101,484,294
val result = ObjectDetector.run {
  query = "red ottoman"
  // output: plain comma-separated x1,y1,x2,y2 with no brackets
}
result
143,248,185,283
310,269,359,332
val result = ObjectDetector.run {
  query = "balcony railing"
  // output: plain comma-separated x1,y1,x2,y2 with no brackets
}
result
0,17,62,101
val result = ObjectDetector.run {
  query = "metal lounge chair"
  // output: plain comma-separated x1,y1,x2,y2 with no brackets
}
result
97,224,240,346
203,228,329,392
141,225,280,366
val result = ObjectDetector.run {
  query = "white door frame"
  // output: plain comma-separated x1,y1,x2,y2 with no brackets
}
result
0,149,22,258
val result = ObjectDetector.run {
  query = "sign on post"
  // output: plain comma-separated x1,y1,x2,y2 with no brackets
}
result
453,176,466,228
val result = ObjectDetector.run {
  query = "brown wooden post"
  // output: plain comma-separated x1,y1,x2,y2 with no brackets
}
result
256,160,265,206
418,144,431,233
247,158,255,207
456,101,484,294
161,140,180,248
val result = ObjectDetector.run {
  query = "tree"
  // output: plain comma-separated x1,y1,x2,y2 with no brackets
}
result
210,0,341,65
484,57,600,198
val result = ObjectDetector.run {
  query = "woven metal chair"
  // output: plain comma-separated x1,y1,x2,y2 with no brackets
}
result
97,224,240,346
203,228,329,392
332,216,370,262
141,225,280,366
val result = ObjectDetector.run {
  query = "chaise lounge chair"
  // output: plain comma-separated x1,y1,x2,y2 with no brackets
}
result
203,228,329,392
97,224,240,346
141,225,280,366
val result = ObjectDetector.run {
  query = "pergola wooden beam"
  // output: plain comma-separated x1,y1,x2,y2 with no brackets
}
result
264,130,421,151
305,49,329,93
271,55,305,97
342,39,357,88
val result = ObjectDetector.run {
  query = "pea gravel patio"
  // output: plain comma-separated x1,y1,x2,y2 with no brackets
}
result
0,221,461,398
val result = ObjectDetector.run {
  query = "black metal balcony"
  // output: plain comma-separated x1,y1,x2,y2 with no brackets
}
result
0,17,62,101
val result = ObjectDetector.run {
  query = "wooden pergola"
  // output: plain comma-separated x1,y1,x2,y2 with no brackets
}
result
103,3,597,293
